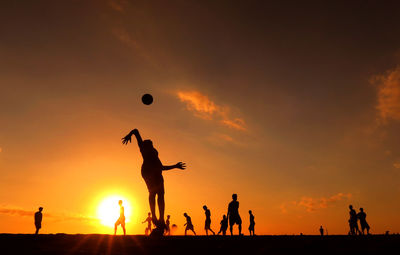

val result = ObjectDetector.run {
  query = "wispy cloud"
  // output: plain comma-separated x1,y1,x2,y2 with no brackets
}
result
0,206,95,222
108,0,128,13
394,162,400,169
281,192,352,213
177,91,247,131
372,65,400,123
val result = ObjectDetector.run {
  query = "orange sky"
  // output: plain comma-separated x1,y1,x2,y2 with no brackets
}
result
1,0,400,235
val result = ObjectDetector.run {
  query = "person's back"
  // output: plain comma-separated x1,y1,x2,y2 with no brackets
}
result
140,142,163,176
34,207,43,234
358,211,366,222
205,209,211,220
228,201,239,217
186,215,193,227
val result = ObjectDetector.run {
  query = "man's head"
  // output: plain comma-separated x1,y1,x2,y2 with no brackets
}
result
203,205,207,210
39,207,43,212
119,200,123,206
184,213,187,217
232,194,238,201
249,210,252,214
148,212,151,216
223,215,226,219
349,205,353,210
143,140,154,149
167,215,170,219
360,208,364,212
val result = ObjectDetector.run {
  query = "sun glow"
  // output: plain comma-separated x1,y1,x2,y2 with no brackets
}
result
97,195,133,227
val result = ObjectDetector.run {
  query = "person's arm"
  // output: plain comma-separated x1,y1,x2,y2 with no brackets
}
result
122,129,143,148
162,162,186,171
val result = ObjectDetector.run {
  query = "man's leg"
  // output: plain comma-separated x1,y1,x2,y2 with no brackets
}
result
114,223,118,235
230,224,233,236
149,192,157,224
239,223,242,235
157,192,165,225
122,223,126,236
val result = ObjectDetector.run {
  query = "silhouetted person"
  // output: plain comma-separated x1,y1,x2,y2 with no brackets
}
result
248,210,255,236
357,208,370,235
165,215,171,235
227,194,242,236
217,215,228,235
184,213,196,236
319,226,324,236
122,129,186,234
114,200,126,235
348,205,359,235
34,207,43,234
203,205,215,235
142,212,153,235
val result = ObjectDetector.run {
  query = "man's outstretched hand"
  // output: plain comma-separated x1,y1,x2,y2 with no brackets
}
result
176,162,186,170
122,134,132,145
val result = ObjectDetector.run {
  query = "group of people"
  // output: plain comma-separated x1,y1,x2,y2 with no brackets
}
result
138,194,256,236
181,195,256,236
348,205,370,235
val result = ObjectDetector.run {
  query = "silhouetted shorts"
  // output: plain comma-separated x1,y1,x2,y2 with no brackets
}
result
205,219,211,229
249,223,255,231
229,215,242,226
115,217,125,226
186,225,194,231
360,221,370,230
35,223,41,229
142,172,164,195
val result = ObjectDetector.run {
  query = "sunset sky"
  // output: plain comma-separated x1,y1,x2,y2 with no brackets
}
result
1,0,400,235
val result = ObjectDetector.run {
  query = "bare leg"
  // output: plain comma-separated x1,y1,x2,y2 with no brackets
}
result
192,229,196,236
114,223,118,235
239,224,242,235
35,228,39,235
122,224,126,236
211,229,215,235
205,229,208,236
149,192,157,224
185,229,187,236
157,193,165,225
230,225,233,236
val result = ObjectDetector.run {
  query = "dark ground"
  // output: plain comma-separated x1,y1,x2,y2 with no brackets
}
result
1,234,399,255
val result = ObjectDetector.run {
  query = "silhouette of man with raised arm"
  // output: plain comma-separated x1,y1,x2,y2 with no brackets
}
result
227,194,242,236
114,200,126,235
217,215,228,235
357,208,370,235
184,213,196,236
203,205,215,235
348,205,359,235
122,129,186,235
248,210,255,236
34,207,43,234
142,212,153,235
165,215,171,235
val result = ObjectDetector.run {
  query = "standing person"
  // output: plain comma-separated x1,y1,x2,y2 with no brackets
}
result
34,207,43,235
227,194,242,236
203,205,215,235
248,210,255,236
348,205,359,235
183,213,196,236
165,215,171,236
357,208,370,235
319,226,324,236
217,215,228,236
142,212,153,235
122,129,186,234
114,200,126,235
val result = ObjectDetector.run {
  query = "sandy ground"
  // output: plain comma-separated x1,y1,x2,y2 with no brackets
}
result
0,234,398,255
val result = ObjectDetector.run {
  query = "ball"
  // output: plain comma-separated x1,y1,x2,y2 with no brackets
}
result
142,94,153,105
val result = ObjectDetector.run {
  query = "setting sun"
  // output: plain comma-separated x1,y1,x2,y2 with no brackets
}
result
97,196,133,227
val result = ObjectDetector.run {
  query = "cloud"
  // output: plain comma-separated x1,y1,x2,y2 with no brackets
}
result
108,0,128,12
177,91,247,131
373,65,400,123
0,206,95,222
0,147,2,153
281,192,352,213
394,162,400,169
